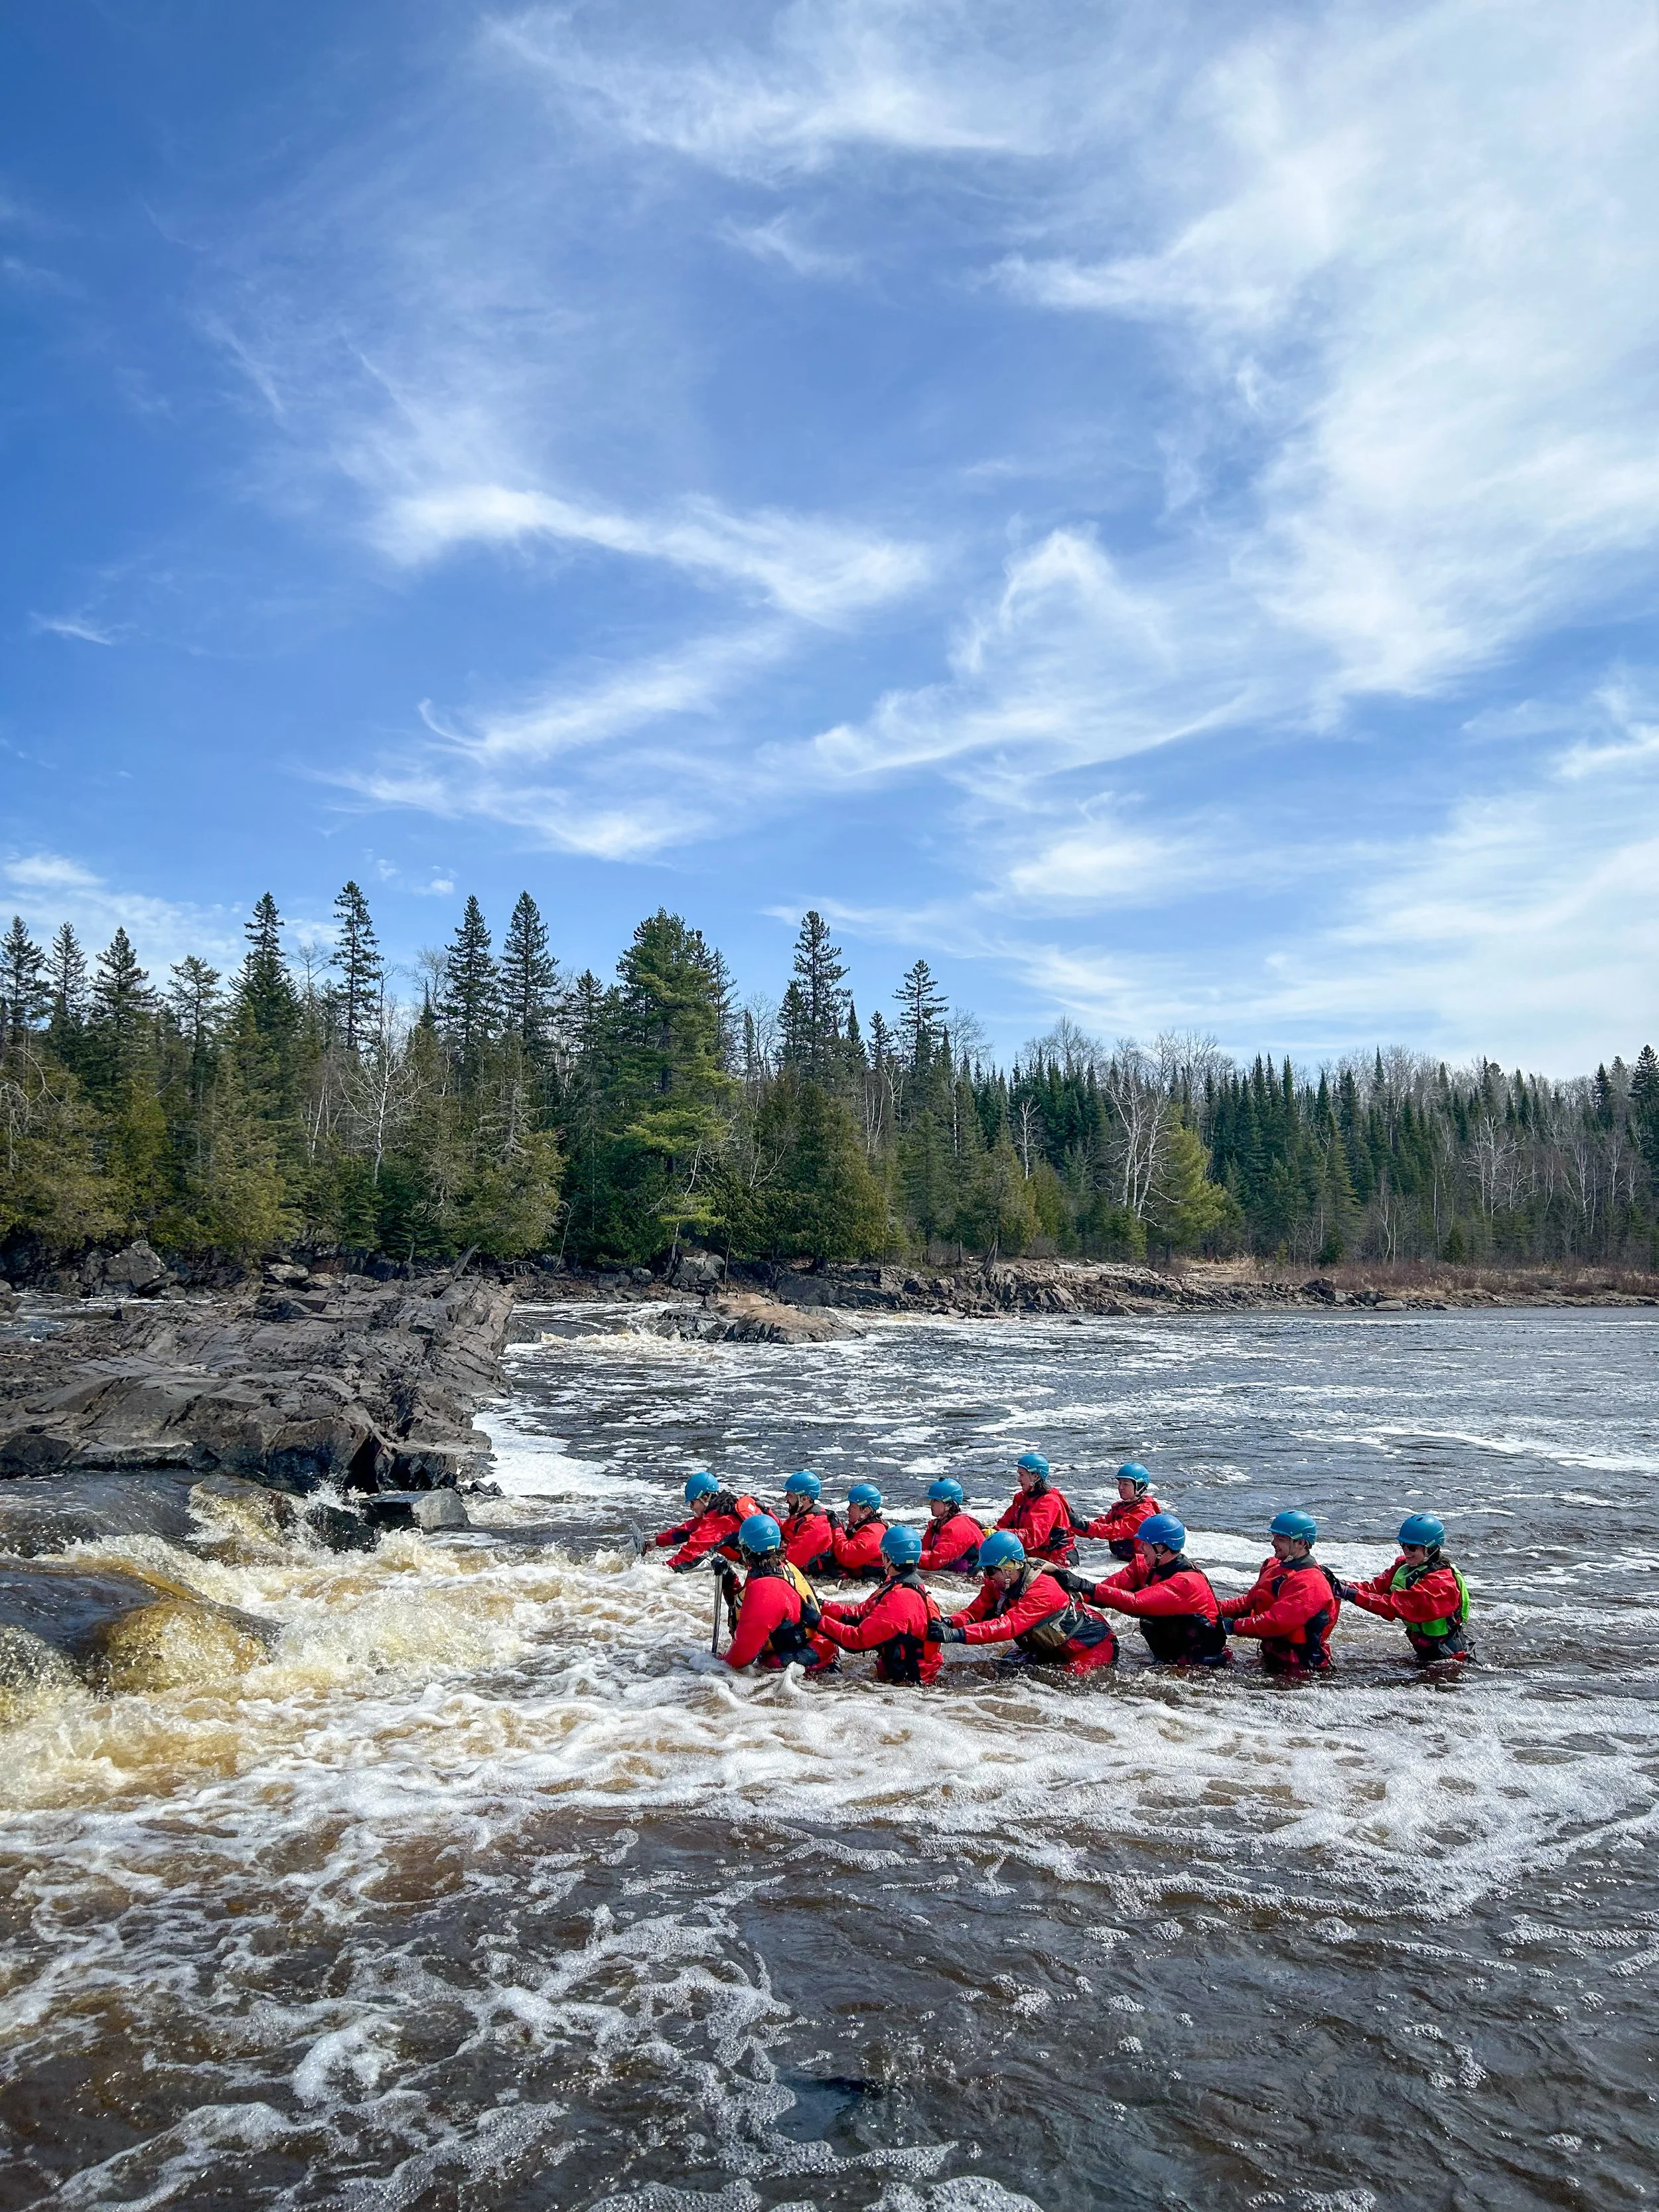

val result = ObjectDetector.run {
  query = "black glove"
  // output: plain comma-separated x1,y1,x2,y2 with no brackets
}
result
1051,1569,1094,1597
669,1559,697,1574
824,1509,841,1528
924,1617,946,1643
1337,1582,1360,1603
936,1621,968,1645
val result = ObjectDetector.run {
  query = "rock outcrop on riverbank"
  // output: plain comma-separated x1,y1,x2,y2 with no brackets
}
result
515,1253,1659,1319
0,1270,514,1555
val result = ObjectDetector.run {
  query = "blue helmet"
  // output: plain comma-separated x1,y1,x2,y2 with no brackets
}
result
847,1481,883,1509
1399,1512,1445,1549
684,1470,719,1504
1017,1452,1050,1479
979,1531,1027,1570
928,1478,964,1505
1270,1510,1319,1546
784,1469,822,1499
881,1525,923,1566
1117,1462,1152,1494
737,1513,782,1554
1137,1512,1187,1554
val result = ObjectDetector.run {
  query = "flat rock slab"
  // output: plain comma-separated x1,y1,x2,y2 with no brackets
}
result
0,1276,510,1496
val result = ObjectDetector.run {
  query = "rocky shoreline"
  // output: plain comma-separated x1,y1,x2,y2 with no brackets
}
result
0,1254,516,1694
518,1252,1659,1321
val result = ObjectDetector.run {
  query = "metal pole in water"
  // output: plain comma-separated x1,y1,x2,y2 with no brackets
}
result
711,1568,724,1656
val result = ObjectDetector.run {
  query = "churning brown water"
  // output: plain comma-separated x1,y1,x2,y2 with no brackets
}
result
3,1305,1657,2211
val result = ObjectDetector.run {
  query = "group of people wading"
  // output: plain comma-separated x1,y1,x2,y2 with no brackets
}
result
649,1449,1475,1683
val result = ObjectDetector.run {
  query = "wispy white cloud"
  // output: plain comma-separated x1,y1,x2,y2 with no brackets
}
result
719,212,858,280
776,528,1267,794
999,4,1659,700
492,1,1060,179
29,612,120,646
378,482,928,625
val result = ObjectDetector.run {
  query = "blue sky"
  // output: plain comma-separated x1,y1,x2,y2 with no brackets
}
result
5,0,1658,1071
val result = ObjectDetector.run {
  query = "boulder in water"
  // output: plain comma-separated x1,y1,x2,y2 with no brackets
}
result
101,1240,171,1296
362,1487,470,1532
0,1560,276,1696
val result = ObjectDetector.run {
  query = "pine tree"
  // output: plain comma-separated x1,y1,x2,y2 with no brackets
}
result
167,956,222,1110
1632,1045,1659,1183
749,1076,887,1260
330,881,384,1054
0,916,48,1063
895,959,947,1080
87,928,156,1094
499,891,559,1057
785,911,849,1082
45,922,88,1061
238,894,299,1044
440,895,499,1070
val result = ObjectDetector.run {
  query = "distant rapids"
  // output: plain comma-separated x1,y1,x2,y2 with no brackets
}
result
3,1305,1656,2211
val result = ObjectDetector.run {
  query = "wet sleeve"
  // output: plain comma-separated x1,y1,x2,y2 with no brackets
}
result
817,1589,904,1653
1217,1566,1271,1620
1101,1577,1196,1619
655,1520,693,1548
1352,1568,1456,1624
1082,1511,1120,1539
1232,1574,1326,1639
956,1581,995,1625
959,1582,1065,1645
995,1499,1021,1530
724,1580,791,1668
670,1512,737,1568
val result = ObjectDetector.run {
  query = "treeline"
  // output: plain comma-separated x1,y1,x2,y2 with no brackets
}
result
1,891,1657,1272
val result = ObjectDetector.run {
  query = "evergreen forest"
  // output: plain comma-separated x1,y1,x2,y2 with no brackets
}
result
3,889,1657,1275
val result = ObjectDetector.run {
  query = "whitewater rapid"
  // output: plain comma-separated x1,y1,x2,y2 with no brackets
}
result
3,1305,1657,2211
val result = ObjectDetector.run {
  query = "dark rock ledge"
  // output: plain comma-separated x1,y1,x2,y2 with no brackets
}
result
0,1271,514,1559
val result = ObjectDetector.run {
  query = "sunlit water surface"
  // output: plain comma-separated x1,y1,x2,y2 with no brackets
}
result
3,1306,1658,2212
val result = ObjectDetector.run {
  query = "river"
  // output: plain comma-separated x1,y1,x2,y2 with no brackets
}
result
2,1304,1656,2211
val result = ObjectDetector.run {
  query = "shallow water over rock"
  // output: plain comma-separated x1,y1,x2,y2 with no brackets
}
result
2,1307,1656,2211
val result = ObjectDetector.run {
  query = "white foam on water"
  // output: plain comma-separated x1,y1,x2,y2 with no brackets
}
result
484,1404,659,1503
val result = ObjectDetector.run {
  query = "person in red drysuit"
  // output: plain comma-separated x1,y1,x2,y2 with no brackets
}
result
927,1532,1117,1675
1217,1511,1343,1672
994,1452,1079,1565
1066,1512,1228,1666
1080,1463,1163,1560
721,1514,824,1670
918,1479,984,1574
1340,1512,1474,1664
778,1470,837,1576
656,1470,765,1571
826,1482,889,1579
812,1524,943,1683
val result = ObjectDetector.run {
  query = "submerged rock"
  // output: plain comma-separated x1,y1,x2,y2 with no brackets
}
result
0,1561,276,1695
0,1467,380,1558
